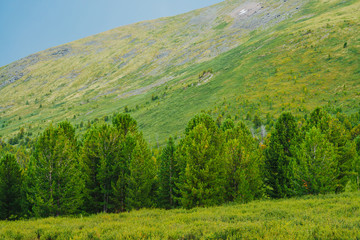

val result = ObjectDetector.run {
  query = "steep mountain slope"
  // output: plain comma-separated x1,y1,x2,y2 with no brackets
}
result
0,0,359,144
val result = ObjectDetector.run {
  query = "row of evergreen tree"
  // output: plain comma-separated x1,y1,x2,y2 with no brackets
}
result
0,108,359,220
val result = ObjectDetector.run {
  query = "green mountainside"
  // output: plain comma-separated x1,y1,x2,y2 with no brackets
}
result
0,0,359,143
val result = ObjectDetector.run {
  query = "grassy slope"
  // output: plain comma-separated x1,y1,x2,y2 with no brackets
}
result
0,0,359,145
1,192,359,239
123,0,360,143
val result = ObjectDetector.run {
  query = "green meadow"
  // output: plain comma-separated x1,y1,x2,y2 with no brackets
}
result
1,192,359,240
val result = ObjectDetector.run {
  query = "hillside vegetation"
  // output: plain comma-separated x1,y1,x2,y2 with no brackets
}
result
0,192,359,239
1,106,359,218
0,1,359,239
0,0,359,144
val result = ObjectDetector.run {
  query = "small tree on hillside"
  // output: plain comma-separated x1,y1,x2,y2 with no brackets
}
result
253,114,262,129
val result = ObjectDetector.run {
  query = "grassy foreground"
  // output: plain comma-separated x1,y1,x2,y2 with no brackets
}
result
0,192,359,239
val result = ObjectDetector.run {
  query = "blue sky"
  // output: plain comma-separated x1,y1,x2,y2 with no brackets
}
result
0,0,223,67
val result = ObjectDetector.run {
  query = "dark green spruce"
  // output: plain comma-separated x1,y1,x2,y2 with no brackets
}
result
158,137,179,209
265,112,299,198
0,153,23,220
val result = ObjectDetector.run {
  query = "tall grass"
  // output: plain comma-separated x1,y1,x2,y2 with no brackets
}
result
1,192,359,239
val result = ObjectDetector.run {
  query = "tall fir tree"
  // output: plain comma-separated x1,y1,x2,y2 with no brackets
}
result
127,136,157,210
158,137,179,209
81,123,121,213
223,121,263,203
177,114,225,208
265,112,299,198
305,108,357,192
293,127,338,195
96,124,122,213
27,122,83,217
111,113,138,212
81,114,147,213
0,153,23,220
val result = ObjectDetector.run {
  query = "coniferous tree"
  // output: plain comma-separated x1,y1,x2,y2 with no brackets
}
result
111,113,138,212
223,121,263,203
293,127,338,195
265,112,299,198
0,153,23,220
81,114,149,213
158,137,178,209
305,108,357,192
354,136,360,189
112,113,138,136
27,122,82,217
178,114,225,208
253,114,262,129
81,123,121,213
351,124,360,140
221,118,235,131
96,124,122,213
185,113,219,135
127,136,157,210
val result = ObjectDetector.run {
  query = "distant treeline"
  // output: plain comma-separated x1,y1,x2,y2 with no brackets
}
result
0,108,360,220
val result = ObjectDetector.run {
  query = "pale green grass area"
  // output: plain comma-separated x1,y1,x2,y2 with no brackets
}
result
1,192,359,239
